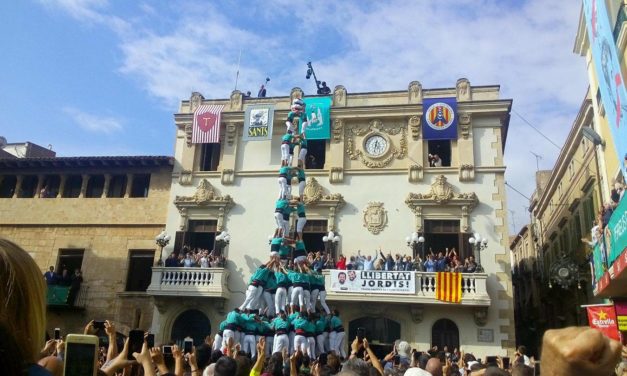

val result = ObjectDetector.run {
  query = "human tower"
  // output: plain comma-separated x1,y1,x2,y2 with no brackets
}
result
213,94,347,359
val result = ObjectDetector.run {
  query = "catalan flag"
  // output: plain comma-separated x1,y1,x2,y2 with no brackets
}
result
192,104,224,144
435,272,462,303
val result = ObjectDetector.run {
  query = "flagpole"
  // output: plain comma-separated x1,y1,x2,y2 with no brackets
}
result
234,49,242,91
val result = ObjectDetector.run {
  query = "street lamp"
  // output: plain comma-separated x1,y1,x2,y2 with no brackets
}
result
468,232,488,272
214,231,231,257
322,231,340,259
306,61,325,94
155,230,171,266
406,232,425,259
548,253,583,324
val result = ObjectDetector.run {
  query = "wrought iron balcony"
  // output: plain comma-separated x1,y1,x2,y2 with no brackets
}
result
146,267,230,299
322,270,490,306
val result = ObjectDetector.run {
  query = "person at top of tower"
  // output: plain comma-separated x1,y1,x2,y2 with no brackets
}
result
286,98,307,133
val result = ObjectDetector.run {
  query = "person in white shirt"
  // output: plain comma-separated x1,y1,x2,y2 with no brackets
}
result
359,249,380,271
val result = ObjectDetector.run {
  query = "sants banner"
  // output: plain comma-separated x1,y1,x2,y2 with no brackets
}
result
303,97,332,140
422,97,458,140
586,305,620,340
329,270,415,294
243,105,274,141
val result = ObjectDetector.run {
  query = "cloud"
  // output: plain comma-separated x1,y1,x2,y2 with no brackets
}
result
63,107,124,133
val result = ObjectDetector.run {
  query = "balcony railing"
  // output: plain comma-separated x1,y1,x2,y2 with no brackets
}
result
322,270,490,306
146,267,230,299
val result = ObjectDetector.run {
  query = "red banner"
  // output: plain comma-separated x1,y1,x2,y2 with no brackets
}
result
586,305,620,341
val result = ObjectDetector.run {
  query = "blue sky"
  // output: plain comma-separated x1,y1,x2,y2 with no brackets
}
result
0,0,589,232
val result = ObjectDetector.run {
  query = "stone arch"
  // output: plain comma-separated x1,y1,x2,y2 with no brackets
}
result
431,318,459,350
170,309,211,347
349,317,401,358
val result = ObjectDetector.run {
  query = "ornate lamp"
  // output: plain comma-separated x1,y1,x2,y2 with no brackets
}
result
468,232,488,272
155,230,171,266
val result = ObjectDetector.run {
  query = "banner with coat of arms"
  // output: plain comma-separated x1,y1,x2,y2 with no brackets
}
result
422,97,458,140
303,97,332,140
243,105,274,141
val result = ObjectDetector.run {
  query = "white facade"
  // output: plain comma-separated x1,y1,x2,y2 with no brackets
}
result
150,82,515,357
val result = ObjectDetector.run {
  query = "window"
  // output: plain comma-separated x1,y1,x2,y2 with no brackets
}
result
62,175,82,198
424,220,468,259
186,220,218,251
125,250,155,292
0,175,17,198
85,175,105,198
427,140,451,167
130,174,151,198
57,249,84,275
303,220,327,256
42,175,60,198
199,144,220,171
107,175,127,198
305,140,326,169
569,161,575,179
19,176,38,198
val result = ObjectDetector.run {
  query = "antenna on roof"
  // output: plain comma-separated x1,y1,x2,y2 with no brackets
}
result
0,136,6,148
530,151,542,171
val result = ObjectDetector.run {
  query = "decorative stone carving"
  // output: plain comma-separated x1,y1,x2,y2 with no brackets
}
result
461,205,470,232
331,119,344,143
408,115,421,140
303,177,323,205
226,123,237,146
412,206,423,232
184,123,193,147
179,170,193,186
408,164,423,182
329,167,343,183
474,307,488,326
363,202,388,235
190,92,204,112
178,207,188,230
459,164,475,182
459,112,471,139
409,305,424,323
408,81,422,104
456,78,471,101
346,120,407,168
221,169,235,185
230,90,242,111
174,179,234,207
290,87,304,103
333,85,347,107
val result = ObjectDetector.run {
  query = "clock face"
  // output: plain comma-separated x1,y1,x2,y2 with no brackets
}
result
364,135,388,157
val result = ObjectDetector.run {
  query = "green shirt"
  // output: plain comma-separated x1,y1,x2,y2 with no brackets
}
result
242,314,257,332
288,270,308,284
275,199,289,211
304,321,316,335
295,240,306,252
315,317,327,333
275,271,289,286
265,273,277,290
279,166,291,176
219,321,228,331
282,133,293,143
293,316,308,331
279,245,291,257
330,316,343,330
297,202,306,216
297,168,306,181
272,317,290,331
226,311,241,325
249,266,270,284
271,237,283,246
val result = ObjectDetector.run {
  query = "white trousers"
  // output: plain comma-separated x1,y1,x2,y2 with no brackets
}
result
291,286,304,308
302,289,311,312
316,333,327,355
274,212,288,236
318,290,330,314
310,289,319,312
288,286,294,305
273,333,289,354
265,336,273,357
329,331,346,358
263,291,275,317
243,334,256,358
307,337,316,358
213,333,222,351
234,331,242,346
294,334,308,354
222,329,235,350
289,331,295,355
275,287,287,314
278,177,289,199
239,285,263,310
297,217,307,234
281,144,290,162
298,147,307,162
298,181,305,197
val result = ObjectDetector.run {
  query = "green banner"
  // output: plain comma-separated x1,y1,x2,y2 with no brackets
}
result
593,242,606,282
47,285,70,305
302,97,332,140
607,197,627,266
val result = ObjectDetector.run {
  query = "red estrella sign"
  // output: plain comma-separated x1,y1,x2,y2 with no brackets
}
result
587,305,620,340
196,111,218,133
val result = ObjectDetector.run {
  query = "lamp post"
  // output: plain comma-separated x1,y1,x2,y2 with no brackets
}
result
306,62,323,93
406,232,425,259
322,231,340,259
548,253,583,325
214,231,231,257
155,230,171,266
468,232,488,272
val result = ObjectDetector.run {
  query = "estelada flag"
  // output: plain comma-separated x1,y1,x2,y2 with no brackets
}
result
192,105,224,144
435,272,462,303
587,305,620,341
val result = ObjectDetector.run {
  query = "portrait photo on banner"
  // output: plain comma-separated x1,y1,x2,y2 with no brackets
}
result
243,104,275,141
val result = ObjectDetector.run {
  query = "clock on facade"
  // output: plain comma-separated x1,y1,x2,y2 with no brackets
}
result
364,134,389,157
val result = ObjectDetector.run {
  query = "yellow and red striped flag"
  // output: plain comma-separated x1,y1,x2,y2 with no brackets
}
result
435,272,462,303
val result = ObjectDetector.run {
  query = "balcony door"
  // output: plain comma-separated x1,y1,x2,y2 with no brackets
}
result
171,309,211,347
349,317,400,359
302,220,327,256
424,220,470,260
174,220,217,254
431,318,459,350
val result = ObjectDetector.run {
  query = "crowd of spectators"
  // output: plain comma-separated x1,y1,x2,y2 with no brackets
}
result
304,248,479,273
582,181,625,251
164,246,226,268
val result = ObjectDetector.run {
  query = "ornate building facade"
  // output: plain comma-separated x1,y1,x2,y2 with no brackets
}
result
149,81,515,356
0,156,173,336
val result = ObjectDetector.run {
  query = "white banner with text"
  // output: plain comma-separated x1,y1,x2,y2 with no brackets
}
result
329,270,415,294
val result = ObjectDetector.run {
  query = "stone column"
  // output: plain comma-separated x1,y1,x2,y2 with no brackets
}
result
13,176,23,198
35,174,45,199
57,175,67,198
124,174,134,198
79,174,90,198
102,174,112,198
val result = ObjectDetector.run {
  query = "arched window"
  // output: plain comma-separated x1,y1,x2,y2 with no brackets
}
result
171,309,211,347
349,317,401,359
431,318,459,350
